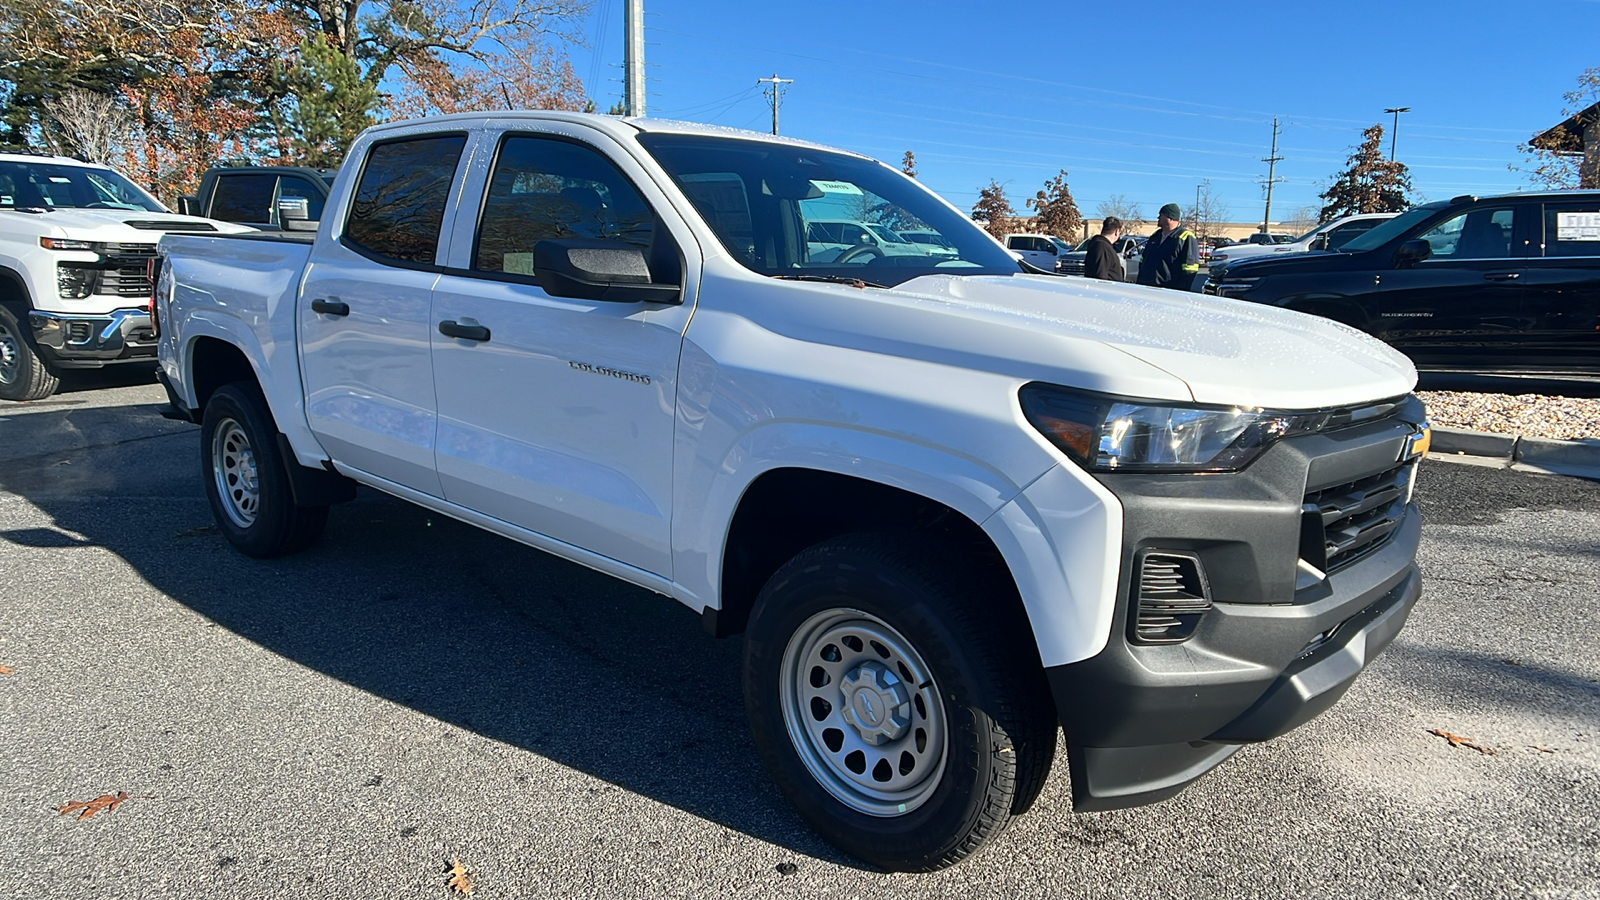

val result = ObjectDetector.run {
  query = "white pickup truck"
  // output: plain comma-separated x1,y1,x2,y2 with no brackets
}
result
0,151,247,400
154,113,1429,872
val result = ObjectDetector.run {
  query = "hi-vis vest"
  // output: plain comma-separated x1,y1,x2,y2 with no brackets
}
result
1177,229,1200,273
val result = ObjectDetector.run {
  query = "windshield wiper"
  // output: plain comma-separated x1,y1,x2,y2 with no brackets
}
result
772,274,889,289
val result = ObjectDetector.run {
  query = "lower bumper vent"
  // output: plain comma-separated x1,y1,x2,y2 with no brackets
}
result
1132,551,1212,644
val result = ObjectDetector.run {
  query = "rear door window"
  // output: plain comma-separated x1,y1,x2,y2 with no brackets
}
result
344,134,468,266
208,173,277,223
1541,202,1600,257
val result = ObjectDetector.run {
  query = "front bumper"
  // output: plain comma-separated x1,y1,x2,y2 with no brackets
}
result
30,308,157,368
1047,398,1427,811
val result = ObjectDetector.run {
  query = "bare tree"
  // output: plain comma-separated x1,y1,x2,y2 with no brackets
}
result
971,179,1015,239
1097,194,1145,237
40,90,133,164
1517,67,1600,189
1182,179,1227,242
901,150,917,179
1283,204,1320,235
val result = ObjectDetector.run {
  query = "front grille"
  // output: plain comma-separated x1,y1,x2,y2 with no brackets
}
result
1132,551,1212,643
1058,261,1086,276
99,263,153,297
1302,461,1413,574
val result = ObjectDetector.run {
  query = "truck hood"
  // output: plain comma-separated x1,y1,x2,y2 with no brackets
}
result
23,208,251,240
875,273,1416,410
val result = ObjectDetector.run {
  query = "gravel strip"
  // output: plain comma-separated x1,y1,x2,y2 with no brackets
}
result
1417,390,1600,441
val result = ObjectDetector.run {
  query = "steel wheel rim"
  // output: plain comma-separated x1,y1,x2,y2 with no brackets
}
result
0,320,19,386
779,607,947,817
211,417,260,528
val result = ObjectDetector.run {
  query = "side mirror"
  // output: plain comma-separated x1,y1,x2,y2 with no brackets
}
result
1394,239,1432,268
532,239,682,304
1310,234,1330,251
177,195,195,216
278,198,319,232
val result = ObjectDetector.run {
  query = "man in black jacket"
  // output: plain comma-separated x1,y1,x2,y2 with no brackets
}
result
1137,203,1201,291
1083,217,1125,282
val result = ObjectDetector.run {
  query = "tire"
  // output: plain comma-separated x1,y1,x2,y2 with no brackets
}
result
743,531,1057,872
0,305,60,402
201,382,328,558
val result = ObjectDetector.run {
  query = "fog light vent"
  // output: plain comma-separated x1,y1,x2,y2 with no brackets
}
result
66,322,92,342
1132,551,1212,644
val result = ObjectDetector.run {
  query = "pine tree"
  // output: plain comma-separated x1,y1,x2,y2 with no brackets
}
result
283,34,379,168
1319,125,1412,222
971,180,1014,239
1027,169,1083,241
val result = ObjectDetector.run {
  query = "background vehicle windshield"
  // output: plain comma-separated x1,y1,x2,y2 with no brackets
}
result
637,133,1019,286
1337,205,1441,253
0,161,165,211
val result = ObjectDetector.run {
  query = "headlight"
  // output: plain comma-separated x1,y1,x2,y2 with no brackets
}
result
1210,276,1260,298
1209,252,1228,263
40,237,96,251
1019,383,1336,473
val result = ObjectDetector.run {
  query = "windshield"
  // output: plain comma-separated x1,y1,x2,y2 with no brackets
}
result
0,160,165,211
637,133,1019,286
1336,205,1442,253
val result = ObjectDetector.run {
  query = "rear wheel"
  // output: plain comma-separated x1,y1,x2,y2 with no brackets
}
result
743,531,1056,871
0,306,60,402
201,383,327,557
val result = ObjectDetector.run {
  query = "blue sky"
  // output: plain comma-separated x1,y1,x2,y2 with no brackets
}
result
567,0,1598,228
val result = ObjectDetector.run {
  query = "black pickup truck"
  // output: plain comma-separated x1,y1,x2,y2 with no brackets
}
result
178,165,335,230
1207,191,1600,376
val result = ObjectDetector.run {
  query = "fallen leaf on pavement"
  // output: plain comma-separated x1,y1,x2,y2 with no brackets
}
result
0,664,13,675
56,791,131,820
1532,745,1557,754
446,858,474,895
1428,728,1496,755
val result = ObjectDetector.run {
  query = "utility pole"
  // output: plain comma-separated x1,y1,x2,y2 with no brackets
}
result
623,0,644,116
757,74,793,136
1260,117,1285,233
1384,106,1411,161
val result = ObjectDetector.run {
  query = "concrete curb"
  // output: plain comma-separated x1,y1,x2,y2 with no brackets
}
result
1430,427,1600,480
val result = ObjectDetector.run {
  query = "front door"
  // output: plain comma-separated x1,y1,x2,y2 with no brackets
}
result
1371,203,1530,370
430,129,694,576
299,133,471,496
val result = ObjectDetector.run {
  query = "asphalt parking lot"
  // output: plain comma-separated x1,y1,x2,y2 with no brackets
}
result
2,372,1597,899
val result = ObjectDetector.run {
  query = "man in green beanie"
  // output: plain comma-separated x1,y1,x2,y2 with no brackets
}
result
1137,203,1200,291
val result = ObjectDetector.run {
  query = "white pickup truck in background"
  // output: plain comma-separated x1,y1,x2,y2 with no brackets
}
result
1207,213,1398,273
154,113,1429,871
0,152,246,401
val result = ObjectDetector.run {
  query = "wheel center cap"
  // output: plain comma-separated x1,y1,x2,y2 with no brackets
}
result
840,662,912,745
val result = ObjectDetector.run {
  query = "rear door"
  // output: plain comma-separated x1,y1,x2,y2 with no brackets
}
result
429,127,696,576
1371,202,1532,369
1520,198,1600,373
299,132,473,496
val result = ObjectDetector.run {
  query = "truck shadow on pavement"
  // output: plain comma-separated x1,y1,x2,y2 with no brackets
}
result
0,402,857,867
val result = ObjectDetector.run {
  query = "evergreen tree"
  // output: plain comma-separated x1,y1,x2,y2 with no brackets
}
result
282,34,378,168
1027,169,1083,241
971,180,1014,239
901,150,917,178
1319,125,1412,222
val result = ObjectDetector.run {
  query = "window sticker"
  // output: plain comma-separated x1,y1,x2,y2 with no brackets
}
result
811,180,863,196
1556,211,1600,241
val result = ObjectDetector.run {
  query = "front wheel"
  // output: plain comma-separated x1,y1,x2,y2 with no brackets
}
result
0,306,60,402
743,532,1057,871
201,383,328,557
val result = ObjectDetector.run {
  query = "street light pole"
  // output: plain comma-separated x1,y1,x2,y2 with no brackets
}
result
1384,107,1411,161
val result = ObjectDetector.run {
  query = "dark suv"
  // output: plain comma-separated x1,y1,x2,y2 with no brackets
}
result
1206,191,1600,375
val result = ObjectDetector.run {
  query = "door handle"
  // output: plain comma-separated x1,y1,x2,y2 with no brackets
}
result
310,298,349,316
438,320,491,342
1483,272,1520,282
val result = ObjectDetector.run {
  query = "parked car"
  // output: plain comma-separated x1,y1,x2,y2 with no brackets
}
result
1208,213,1398,271
805,220,942,262
1056,235,1142,281
1240,232,1297,245
897,229,960,258
180,165,336,231
155,112,1427,871
1004,232,1074,270
1206,192,1600,374
0,152,249,401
